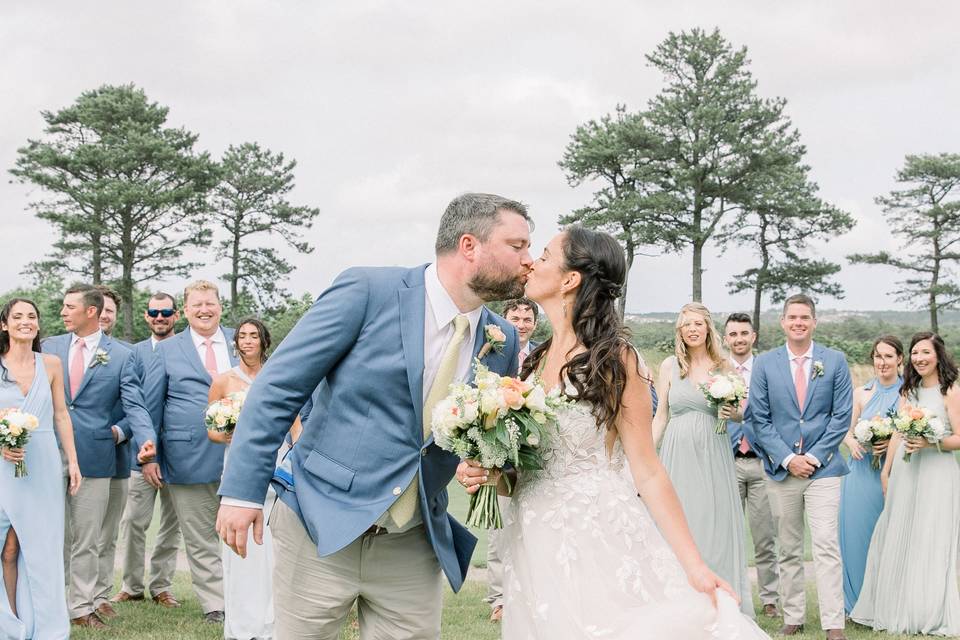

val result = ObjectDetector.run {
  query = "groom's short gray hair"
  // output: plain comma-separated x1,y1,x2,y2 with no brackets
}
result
435,193,531,255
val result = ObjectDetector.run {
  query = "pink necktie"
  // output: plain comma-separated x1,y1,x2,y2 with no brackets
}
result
736,364,751,453
793,356,808,411
70,339,86,398
203,338,218,376
518,349,527,370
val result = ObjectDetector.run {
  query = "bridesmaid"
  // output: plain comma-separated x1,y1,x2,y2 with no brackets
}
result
839,335,902,613
0,298,82,639
653,302,753,617
208,318,301,640
851,332,960,635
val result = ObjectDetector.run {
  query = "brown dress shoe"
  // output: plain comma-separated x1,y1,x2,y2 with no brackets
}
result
762,604,779,618
151,591,182,608
490,605,503,622
778,624,804,636
95,602,119,619
71,613,108,629
111,590,145,603
825,630,847,640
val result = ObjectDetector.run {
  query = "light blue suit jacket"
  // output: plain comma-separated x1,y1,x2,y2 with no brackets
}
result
143,327,237,485
743,343,853,481
42,333,155,478
218,265,520,592
121,338,162,472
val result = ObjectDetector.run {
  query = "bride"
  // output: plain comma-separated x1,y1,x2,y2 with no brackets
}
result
459,226,768,639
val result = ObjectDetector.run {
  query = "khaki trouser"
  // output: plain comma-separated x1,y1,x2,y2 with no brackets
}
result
735,456,779,606
118,471,181,596
765,475,844,630
92,477,129,608
167,482,223,613
272,500,443,639
66,477,112,618
484,495,512,610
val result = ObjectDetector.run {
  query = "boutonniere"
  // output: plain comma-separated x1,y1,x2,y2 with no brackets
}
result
812,360,824,379
92,348,110,367
476,324,506,359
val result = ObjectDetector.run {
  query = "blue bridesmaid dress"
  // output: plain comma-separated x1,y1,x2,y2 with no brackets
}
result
0,354,69,639
839,376,900,614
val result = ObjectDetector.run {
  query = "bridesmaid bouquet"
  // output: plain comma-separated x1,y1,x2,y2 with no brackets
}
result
205,391,247,434
0,408,40,477
431,361,566,529
891,404,950,462
699,372,748,434
853,415,895,469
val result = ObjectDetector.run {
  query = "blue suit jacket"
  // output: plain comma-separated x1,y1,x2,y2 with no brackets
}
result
109,337,134,480
743,343,853,481
120,338,163,472
218,265,520,592
42,333,155,478
143,327,237,485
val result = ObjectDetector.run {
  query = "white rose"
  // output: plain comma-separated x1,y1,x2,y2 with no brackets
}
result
853,420,873,443
5,412,27,429
707,377,734,400
524,386,548,413
526,431,540,446
462,399,479,423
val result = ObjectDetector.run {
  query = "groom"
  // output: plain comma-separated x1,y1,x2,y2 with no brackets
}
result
217,193,531,638
744,294,852,640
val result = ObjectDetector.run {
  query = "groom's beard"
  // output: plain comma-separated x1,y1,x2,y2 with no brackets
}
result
469,265,526,302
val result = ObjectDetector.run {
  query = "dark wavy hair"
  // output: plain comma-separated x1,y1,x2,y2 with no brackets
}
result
522,226,644,432
0,298,42,383
870,334,904,362
902,331,958,397
234,317,272,364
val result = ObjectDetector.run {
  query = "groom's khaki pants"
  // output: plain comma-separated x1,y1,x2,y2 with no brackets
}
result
272,500,443,640
765,475,844,630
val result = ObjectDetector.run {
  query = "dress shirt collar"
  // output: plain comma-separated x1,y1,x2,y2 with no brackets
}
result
424,263,483,338
190,327,225,349
71,329,103,351
786,342,814,361
730,354,753,372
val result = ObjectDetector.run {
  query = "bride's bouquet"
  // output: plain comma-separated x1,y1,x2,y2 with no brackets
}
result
853,414,895,469
891,404,950,462
698,372,748,435
0,408,40,477
431,362,565,529
205,391,246,435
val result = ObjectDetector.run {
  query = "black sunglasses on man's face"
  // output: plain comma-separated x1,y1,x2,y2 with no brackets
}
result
146,308,176,318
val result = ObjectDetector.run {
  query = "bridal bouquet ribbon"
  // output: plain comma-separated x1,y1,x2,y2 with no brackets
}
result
698,372,748,434
431,361,565,529
853,414,894,469
205,391,246,434
0,408,40,477
891,403,949,462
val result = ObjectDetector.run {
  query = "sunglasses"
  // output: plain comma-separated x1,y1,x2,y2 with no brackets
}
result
146,308,176,318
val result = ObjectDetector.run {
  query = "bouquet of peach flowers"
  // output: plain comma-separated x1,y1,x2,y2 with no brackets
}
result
0,408,40,477
431,362,565,528
891,404,949,462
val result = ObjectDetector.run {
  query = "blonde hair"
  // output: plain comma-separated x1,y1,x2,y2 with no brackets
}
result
183,280,220,306
674,302,725,378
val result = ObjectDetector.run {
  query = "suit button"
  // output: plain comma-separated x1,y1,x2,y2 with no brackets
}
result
421,449,428,457
799,419,805,424
794,442,800,447
69,405,74,410
392,487,402,496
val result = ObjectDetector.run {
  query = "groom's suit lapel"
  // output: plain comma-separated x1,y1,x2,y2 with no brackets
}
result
73,334,111,400
57,335,73,400
465,308,492,385
179,328,213,382
399,269,427,432
775,346,801,414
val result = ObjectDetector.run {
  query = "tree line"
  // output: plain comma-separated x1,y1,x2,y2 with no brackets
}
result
560,28,960,336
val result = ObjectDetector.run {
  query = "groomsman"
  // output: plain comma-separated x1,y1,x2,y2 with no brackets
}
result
43,284,156,629
745,294,852,640
723,312,779,619
485,297,539,622
113,292,183,609
143,280,237,623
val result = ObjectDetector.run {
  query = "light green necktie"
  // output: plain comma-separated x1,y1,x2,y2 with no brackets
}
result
390,314,470,527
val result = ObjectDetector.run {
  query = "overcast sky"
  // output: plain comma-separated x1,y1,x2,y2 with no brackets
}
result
2,1,958,314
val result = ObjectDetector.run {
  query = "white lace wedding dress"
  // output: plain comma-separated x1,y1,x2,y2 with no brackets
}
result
501,392,769,639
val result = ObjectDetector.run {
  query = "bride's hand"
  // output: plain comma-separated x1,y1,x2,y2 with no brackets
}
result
456,459,497,495
685,562,738,609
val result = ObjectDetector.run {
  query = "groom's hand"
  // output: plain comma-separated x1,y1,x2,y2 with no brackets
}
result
216,505,263,559
787,455,816,479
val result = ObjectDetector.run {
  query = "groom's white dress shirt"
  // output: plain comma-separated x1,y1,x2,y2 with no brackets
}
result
782,342,819,469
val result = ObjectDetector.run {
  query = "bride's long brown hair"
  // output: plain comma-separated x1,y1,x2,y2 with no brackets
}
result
522,226,647,432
